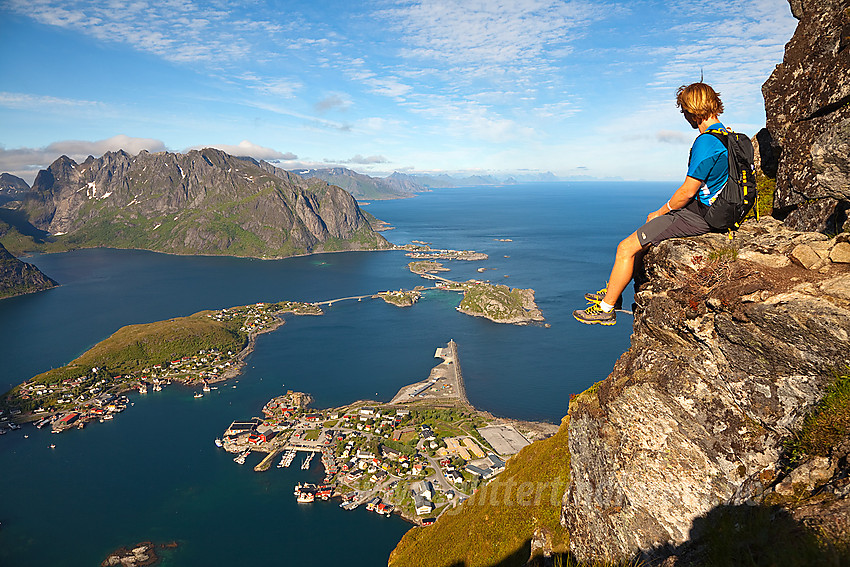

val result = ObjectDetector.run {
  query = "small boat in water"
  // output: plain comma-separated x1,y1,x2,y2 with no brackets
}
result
214,438,223,448
193,392,203,398
296,491,315,503
301,452,314,470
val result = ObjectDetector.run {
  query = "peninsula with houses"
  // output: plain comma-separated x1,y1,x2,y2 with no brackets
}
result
217,340,558,525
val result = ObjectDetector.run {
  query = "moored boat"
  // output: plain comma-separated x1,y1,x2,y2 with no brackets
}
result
296,491,315,503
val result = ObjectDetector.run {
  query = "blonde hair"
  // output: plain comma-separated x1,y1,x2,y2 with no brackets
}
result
676,83,724,123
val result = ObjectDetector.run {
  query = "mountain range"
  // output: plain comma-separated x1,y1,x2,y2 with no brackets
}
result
294,167,426,200
292,168,569,200
0,148,390,259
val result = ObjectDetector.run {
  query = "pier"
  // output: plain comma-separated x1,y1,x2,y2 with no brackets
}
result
389,339,470,407
254,449,280,472
448,339,469,406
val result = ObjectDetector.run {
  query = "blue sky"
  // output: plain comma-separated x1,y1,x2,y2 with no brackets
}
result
0,0,796,184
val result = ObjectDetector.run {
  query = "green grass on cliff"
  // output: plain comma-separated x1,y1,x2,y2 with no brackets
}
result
747,173,776,220
786,370,850,463
23,312,247,385
389,418,570,567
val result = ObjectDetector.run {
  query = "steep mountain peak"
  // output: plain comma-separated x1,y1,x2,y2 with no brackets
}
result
9,148,389,258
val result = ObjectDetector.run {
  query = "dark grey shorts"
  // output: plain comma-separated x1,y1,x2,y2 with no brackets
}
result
636,206,710,247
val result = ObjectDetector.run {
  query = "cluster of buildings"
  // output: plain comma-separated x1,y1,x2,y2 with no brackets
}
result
219,391,520,523
156,349,234,384
206,302,282,334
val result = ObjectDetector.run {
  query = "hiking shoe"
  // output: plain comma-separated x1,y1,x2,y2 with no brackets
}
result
584,287,622,309
573,303,616,326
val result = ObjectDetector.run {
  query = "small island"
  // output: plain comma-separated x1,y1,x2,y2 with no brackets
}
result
378,289,422,307
455,281,544,325
217,341,557,525
101,541,178,567
404,246,488,262
407,260,450,275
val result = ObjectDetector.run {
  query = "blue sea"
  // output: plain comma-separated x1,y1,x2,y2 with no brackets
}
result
0,182,672,566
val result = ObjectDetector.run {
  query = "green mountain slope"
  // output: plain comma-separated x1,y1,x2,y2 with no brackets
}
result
3,149,390,258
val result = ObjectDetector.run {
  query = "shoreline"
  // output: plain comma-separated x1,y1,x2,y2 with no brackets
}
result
10,241,399,261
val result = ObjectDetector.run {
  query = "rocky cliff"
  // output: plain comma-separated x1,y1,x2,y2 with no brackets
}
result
12,148,390,258
762,0,850,232
563,220,850,563
0,242,57,299
560,3,850,561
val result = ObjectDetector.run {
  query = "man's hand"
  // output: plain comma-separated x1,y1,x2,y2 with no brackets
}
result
646,208,666,222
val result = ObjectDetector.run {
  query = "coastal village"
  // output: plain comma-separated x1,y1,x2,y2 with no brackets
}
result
217,341,557,524
1,243,545,442
0,301,321,434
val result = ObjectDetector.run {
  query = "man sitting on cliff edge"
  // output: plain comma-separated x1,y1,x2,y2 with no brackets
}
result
574,82,729,326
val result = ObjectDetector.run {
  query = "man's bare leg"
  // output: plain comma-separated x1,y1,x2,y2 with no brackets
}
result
602,232,649,309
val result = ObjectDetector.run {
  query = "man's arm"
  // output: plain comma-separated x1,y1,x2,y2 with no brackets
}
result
646,176,702,222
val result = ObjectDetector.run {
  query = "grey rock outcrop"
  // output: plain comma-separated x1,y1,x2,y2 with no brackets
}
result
0,242,57,299
762,0,850,232
562,217,850,563
19,149,390,258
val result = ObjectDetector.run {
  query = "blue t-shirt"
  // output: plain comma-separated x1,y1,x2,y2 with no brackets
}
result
687,123,729,205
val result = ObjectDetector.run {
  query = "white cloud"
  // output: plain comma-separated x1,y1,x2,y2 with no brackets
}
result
375,0,610,83
0,91,103,110
315,93,352,113
188,140,296,160
238,99,352,131
656,130,690,144
239,74,303,99
4,0,308,67
533,101,580,120
402,93,536,142
0,135,168,184
648,0,796,117
47,134,167,156
363,77,413,99
354,116,403,133
345,154,389,164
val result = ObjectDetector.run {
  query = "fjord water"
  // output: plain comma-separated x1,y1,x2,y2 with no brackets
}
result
0,182,671,565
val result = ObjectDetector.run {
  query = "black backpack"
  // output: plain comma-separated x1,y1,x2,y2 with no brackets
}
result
701,129,757,231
